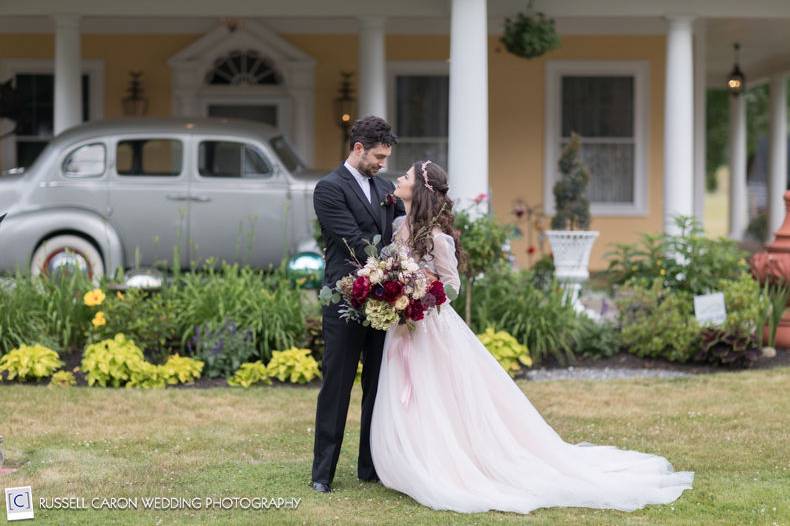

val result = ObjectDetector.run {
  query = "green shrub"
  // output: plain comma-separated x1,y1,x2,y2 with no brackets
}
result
160,355,204,385
0,271,94,354
616,280,700,362
49,370,76,387
168,262,306,362
88,287,180,361
81,334,165,388
82,334,206,388
572,317,620,359
605,216,749,295
693,273,770,368
477,327,532,377
550,133,591,231
265,347,321,384
453,200,513,324
186,320,257,379
228,361,271,388
0,344,63,381
719,273,769,336
454,263,577,365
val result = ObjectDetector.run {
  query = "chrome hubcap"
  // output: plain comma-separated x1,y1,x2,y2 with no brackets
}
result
46,249,89,277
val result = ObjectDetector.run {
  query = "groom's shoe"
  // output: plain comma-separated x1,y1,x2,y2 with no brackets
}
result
310,481,332,493
359,475,380,483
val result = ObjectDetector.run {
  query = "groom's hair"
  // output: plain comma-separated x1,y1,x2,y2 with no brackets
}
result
349,115,398,150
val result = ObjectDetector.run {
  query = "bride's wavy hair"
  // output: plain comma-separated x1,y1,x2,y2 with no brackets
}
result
406,160,467,275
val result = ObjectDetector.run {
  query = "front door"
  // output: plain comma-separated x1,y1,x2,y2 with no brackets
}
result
107,136,189,269
187,137,290,268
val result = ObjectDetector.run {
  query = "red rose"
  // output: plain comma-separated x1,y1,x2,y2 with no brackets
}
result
352,276,371,303
405,299,425,321
382,280,404,303
527,246,536,255
428,280,447,305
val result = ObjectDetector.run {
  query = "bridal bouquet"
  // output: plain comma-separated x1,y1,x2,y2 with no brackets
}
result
319,234,457,331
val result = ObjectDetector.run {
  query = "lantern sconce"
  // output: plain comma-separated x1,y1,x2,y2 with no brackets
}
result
121,71,148,116
334,71,356,160
727,42,746,96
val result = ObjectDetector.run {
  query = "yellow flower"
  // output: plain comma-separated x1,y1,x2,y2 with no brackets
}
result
660,268,667,276
92,311,107,328
738,258,747,266
116,291,125,300
83,288,106,306
295,277,307,286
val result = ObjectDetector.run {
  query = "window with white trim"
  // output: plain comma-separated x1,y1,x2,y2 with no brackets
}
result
388,63,449,173
545,61,649,216
14,73,90,168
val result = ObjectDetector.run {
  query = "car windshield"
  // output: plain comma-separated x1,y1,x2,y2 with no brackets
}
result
269,136,307,173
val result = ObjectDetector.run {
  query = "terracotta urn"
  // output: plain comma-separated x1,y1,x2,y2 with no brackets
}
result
750,190,790,347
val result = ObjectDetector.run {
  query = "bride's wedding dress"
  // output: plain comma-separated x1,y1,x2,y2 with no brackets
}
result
369,216,693,514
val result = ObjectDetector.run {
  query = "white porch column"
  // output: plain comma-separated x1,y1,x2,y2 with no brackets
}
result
768,73,788,237
357,17,387,119
728,92,748,240
663,15,695,235
448,0,489,212
53,14,82,135
693,19,707,225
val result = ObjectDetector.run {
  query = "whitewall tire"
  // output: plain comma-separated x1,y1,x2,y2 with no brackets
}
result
31,234,105,281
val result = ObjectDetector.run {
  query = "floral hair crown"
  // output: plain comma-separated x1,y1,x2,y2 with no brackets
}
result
420,160,434,192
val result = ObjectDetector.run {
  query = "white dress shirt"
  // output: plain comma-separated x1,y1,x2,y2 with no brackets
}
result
344,160,373,203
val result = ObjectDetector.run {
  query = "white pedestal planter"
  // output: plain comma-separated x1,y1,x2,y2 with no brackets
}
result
545,230,599,313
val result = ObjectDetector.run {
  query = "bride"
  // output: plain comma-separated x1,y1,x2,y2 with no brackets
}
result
369,160,694,514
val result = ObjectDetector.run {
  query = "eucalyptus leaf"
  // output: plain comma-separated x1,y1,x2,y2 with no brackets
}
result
444,283,459,301
364,244,378,258
319,286,333,304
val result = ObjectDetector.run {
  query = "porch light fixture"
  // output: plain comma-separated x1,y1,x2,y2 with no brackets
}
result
121,71,148,116
727,43,746,96
334,71,356,159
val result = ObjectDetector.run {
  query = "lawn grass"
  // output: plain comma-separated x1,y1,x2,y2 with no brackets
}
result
1,367,788,525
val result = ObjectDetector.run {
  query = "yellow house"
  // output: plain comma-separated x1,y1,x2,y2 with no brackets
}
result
1,0,788,270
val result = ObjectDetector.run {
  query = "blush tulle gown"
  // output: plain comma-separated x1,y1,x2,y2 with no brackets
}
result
369,216,694,514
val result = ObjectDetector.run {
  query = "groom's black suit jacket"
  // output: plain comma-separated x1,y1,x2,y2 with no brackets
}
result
311,163,406,484
314,164,406,289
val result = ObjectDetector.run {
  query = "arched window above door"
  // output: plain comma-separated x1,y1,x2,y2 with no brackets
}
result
205,50,282,86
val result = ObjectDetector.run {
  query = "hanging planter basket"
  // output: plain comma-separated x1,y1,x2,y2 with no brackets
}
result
500,2,561,59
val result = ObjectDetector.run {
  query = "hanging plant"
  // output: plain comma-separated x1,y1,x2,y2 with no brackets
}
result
500,1,561,59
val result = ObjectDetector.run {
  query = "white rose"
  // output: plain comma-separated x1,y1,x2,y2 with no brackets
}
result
369,269,384,284
394,295,409,310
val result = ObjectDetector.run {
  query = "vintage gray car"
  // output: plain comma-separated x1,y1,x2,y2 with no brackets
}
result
0,117,322,279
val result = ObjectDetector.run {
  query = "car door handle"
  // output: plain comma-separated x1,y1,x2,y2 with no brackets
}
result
191,195,211,202
166,193,190,201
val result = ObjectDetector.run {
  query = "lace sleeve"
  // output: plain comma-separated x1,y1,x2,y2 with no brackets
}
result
430,231,461,295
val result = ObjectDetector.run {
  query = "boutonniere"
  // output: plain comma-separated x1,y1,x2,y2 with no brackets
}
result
380,192,398,208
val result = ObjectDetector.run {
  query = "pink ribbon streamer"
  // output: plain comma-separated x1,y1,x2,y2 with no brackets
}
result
389,331,414,408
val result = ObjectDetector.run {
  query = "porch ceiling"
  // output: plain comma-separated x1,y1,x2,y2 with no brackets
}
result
4,0,790,19
705,18,790,87
1,2,789,86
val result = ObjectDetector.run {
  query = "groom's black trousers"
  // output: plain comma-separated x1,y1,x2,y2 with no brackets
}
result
312,301,386,484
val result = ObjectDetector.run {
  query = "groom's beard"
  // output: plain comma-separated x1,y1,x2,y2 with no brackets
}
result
360,164,379,177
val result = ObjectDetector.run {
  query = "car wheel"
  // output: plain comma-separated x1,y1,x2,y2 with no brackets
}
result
31,235,105,281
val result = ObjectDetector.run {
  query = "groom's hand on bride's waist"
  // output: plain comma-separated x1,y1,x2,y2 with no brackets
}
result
422,269,438,282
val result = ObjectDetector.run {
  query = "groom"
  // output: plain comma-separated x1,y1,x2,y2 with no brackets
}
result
310,116,406,493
